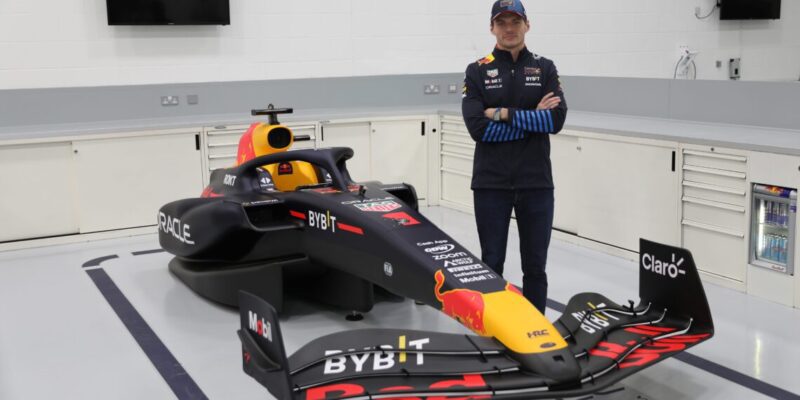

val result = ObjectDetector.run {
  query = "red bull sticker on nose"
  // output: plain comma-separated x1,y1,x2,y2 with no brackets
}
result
434,270,487,335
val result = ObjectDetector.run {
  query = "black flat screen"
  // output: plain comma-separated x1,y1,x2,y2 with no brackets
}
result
107,0,230,25
720,0,781,20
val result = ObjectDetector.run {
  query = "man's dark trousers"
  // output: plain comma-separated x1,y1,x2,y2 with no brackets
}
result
473,188,554,314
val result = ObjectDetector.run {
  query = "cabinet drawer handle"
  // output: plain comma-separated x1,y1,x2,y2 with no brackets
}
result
441,140,474,150
441,151,473,161
440,167,472,178
682,180,746,196
683,165,746,179
683,149,747,162
208,154,236,160
441,130,472,139
682,219,745,238
682,196,745,213
207,142,239,148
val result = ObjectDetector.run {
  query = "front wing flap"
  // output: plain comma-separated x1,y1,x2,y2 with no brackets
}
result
238,239,714,399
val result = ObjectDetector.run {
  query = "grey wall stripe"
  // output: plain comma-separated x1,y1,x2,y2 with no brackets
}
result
2,75,799,131
546,298,800,400
84,263,207,400
0,74,463,128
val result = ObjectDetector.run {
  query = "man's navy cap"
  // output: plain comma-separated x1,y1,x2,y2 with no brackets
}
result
491,0,527,21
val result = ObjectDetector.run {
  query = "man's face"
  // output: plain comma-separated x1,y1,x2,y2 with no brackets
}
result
490,14,529,50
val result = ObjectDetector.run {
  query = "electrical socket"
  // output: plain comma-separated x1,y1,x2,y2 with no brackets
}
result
448,84,458,93
423,84,440,95
161,95,179,106
187,94,199,105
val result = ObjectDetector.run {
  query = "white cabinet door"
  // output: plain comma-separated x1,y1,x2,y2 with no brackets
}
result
578,137,679,251
0,142,79,242
320,122,371,183
370,119,427,200
73,132,203,233
550,134,580,234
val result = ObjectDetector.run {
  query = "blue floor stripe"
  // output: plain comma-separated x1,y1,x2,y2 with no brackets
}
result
132,249,166,256
546,298,800,400
82,255,119,268
85,267,208,400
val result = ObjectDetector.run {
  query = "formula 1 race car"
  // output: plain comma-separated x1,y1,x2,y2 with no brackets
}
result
159,106,714,399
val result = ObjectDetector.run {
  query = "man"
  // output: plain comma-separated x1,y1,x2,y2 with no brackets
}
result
461,0,567,314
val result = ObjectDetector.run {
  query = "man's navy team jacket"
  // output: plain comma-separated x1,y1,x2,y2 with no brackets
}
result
461,47,567,190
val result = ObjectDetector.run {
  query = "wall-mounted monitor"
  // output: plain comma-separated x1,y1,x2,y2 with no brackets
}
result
107,0,230,26
720,0,781,20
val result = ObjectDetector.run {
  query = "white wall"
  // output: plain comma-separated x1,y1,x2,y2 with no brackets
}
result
0,0,797,90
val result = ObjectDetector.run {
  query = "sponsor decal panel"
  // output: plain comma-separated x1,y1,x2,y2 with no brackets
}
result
419,239,497,283
424,243,455,255
277,162,293,175
590,325,710,369
383,262,393,277
290,209,364,235
308,210,337,233
305,374,489,400
158,212,194,245
258,173,275,191
312,184,362,194
641,252,686,279
525,75,542,87
432,252,468,261
484,77,503,90
353,200,402,212
382,212,420,226
341,196,394,205
336,222,364,235
434,270,487,334
477,54,495,65
289,210,306,220
322,335,430,375
416,239,451,248
243,199,281,207
247,310,273,342
571,302,621,334
201,186,223,198
223,174,237,187
524,67,541,75
486,68,499,78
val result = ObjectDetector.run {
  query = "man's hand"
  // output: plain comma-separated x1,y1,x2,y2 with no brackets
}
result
537,92,561,110
483,108,509,121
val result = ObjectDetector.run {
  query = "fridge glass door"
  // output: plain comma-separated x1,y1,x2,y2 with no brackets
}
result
750,185,796,275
